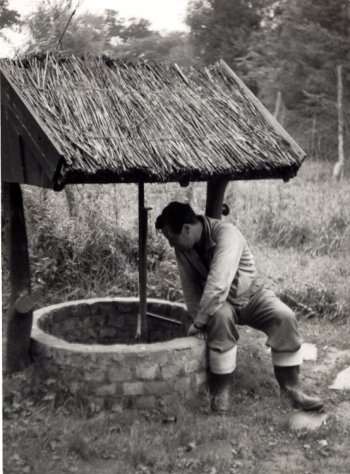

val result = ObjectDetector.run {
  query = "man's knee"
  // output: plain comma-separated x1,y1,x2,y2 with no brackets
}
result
272,303,298,329
207,302,239,351
270,304,301,347
212,302,236,325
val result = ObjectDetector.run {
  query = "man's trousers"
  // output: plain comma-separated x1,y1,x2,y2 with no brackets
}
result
206,287,302,374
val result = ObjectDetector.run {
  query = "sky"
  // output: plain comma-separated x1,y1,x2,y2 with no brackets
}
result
1,0,190,57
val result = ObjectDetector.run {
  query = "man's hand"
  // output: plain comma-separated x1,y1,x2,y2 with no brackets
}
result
187,323,207,339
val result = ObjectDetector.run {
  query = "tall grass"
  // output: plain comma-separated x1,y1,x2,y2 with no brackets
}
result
225,160,350,257
2,160,349,320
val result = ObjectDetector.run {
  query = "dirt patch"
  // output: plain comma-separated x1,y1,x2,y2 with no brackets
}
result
334,401,350,426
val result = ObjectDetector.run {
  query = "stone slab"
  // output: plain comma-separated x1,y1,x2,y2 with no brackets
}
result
301,343,318,361
289,412,328,431
329,366,350,390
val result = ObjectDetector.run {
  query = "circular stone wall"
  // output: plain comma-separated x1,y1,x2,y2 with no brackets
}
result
31,297,208,410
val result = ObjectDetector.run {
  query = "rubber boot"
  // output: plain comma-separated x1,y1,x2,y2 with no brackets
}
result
209,372,233,414
274,365,324,412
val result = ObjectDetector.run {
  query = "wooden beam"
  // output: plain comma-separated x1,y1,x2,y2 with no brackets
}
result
2,182,33,373
219,60,306,162
1,70,64,187
205,180,229,219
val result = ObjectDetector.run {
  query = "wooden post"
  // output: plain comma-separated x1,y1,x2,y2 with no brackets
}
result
64,186,76,217
333,65,345,181
311,114,317,159
186,183,198,209
2,182,34,373
274,91,283,119
274,91,286,126
136,182,148,341
205,180,229,219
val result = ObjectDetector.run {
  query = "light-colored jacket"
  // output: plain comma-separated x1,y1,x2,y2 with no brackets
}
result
175,216,257,326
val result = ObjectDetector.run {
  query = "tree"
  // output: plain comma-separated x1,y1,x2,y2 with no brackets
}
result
23,0,154,56
260,0,350,159
25,0,107,54
0,0,21,44
111,31,197,66
186,0,270,62
186,0,349,161
22,0,196,65
186,0,273,92
0,0,20,30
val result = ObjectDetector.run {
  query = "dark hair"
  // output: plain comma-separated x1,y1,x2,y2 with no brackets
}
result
155,201,198,234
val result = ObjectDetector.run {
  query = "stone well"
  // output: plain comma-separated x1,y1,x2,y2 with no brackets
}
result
31,297,208,409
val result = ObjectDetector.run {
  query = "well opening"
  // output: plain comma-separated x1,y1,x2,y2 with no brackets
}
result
31,297,208,409
38,299,190,344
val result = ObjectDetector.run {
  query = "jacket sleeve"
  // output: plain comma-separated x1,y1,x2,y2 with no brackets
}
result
175,249,203,320
195,223,244,326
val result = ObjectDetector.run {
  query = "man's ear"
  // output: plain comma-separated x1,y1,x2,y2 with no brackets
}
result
183,224,191,235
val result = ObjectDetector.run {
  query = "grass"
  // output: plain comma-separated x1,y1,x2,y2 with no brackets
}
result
2,159,350,473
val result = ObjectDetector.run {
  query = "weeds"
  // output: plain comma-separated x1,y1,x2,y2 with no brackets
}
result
280,284,349,322
226,162,350,257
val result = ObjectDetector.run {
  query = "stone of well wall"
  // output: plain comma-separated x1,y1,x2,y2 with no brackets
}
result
31,297,208,409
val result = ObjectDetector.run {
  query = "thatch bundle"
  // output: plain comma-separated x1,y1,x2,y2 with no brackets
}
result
1,55,305,186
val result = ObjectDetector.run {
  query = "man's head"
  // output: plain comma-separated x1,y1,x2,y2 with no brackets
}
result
155,201,202,250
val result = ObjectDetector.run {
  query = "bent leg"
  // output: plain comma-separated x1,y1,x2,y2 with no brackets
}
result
238,288,302,362
206,302,239,374
239,289,323,411
206,301,239,353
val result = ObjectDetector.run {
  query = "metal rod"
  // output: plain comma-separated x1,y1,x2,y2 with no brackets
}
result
137,182,148,340
146,311,183,326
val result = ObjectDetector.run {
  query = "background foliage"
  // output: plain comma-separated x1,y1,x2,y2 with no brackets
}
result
1,0,349,321
1,0,349,161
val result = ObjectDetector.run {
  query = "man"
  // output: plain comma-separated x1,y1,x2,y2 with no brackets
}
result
155,201,324,414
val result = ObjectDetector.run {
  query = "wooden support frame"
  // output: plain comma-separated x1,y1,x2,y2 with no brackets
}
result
1,71,64,188
2,182,34,373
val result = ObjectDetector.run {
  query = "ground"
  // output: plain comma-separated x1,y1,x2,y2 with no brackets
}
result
3,165,350,473
3,318,350,474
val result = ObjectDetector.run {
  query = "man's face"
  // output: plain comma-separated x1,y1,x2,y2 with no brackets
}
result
161,224,195,251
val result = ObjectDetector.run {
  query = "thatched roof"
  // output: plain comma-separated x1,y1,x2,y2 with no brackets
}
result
1,55,306,189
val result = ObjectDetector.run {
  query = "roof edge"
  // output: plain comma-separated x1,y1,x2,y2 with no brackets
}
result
1,69,65,187
219,60,306,163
